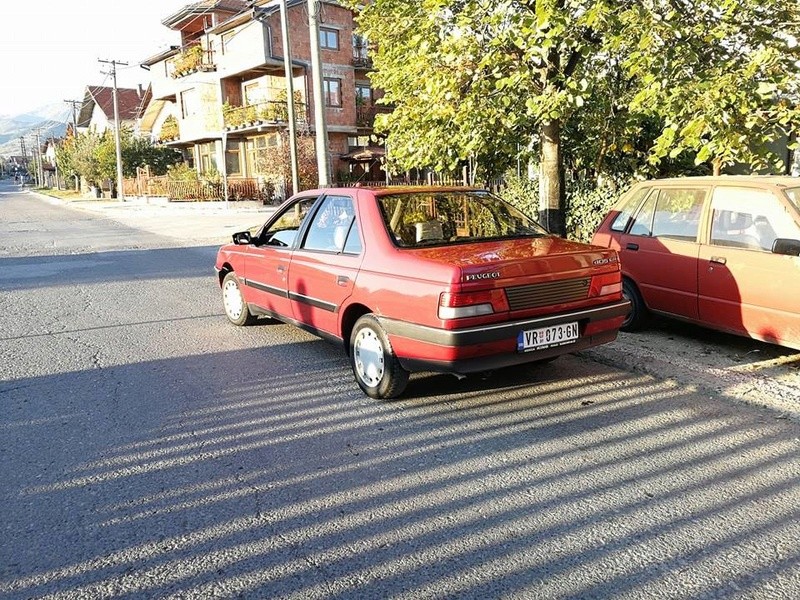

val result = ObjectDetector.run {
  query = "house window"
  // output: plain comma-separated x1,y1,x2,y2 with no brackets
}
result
324,78,342,107
180,88,199,118
347,135,371,150
319,27,339,50
356,85,371,103
246,134,280,175
197,142,217,174
221,31,235,55
226,141,241,176
243,81,266,106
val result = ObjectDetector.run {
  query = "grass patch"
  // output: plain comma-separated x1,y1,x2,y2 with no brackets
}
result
37,188,86,201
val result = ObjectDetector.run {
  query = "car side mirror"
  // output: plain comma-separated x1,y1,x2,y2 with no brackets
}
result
232,231,252,245
772,238,800,257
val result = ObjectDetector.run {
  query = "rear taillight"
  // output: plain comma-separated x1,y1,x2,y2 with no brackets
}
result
439,290,509,319
589,272,622,298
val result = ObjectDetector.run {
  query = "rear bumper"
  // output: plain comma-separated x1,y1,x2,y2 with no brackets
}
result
379,299,630,374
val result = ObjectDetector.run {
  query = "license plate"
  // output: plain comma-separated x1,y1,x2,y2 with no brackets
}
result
517,321,579,352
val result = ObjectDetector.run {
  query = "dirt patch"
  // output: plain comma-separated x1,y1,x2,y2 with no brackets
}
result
583,316,800,422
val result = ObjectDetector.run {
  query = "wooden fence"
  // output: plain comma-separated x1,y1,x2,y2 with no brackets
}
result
122,169,505,202
122,173,274,203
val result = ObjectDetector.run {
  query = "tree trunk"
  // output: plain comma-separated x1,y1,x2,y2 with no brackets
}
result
712,157,722,176
539,119,566,236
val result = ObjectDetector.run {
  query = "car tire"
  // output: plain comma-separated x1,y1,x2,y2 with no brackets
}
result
622,278,648,332
350,315,409,399
221,272,257,326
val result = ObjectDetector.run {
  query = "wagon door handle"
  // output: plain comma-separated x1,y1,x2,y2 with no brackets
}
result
277,265,286,273
710,256,727,265
336,275,350,286
626,243,639,251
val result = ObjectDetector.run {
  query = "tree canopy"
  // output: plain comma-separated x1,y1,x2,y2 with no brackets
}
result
57,128,182,189
344,0,800,234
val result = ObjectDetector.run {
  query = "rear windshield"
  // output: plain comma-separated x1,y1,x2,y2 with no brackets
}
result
377,190,549,247
784,187,800,212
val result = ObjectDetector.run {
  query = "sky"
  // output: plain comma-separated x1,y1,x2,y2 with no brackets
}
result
0,1,193,120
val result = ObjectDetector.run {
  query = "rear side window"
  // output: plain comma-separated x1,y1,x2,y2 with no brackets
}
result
343,220,363,254
783,187,800,212
610,187,649,232
628,190,657,236
651,188,706,241
628,187,706,240
302,195,357,253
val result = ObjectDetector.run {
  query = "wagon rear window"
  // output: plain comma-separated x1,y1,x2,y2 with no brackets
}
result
377,191,548,247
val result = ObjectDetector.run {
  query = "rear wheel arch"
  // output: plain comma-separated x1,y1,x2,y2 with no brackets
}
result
622,276,649,331
340,303,372,355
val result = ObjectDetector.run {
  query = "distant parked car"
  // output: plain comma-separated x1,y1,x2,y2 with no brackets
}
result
215,187,629,398
592,176,800,349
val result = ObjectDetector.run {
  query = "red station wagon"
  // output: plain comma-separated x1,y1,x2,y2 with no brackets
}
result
215,187,630,398
592,176,800,349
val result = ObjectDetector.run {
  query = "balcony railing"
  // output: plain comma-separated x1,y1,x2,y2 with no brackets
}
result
169,44,216,78
352,45,373,69
223,100,308,130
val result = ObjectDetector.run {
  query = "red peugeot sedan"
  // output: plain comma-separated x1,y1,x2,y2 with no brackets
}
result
216,187,629,398
592,176,800,349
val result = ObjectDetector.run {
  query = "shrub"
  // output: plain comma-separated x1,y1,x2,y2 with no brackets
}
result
166,162,198,181
500,171,539,220
565,176,634,243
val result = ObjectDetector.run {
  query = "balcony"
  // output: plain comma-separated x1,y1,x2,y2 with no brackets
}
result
169,44,216,78
222,100,308,130
352,46,373,69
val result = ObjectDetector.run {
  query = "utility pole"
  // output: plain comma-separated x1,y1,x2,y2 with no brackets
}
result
33,128,46,187
19,137,27,182
64,99,82,191
307,0,330,186
99,58,128,200
280,0,300,195
64,99,81,137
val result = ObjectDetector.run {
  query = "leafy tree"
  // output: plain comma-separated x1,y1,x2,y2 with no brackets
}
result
56,128,182,191
344,0,800,235
122,136,182,176
259,132,319,196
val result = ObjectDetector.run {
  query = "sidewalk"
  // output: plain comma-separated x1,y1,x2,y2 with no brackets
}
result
34,191,277,245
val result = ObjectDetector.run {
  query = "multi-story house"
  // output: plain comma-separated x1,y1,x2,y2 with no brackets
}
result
77,85,149,134
139,0,386,197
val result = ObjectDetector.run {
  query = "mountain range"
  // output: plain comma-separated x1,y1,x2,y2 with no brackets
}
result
0,102,70,158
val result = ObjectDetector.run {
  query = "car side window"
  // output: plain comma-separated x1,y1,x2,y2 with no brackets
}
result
260,196,318,247
710,187,800,252
343,220,363,254
650,188,706,241
302,195,356,253
610,187,649,232
628,189,658,236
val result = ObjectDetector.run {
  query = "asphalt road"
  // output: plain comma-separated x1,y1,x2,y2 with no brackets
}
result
1,181,799,599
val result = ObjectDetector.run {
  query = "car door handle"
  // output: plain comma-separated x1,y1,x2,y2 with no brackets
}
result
336,275,350,286
626,243,639,251
710,256,727,265
277,265,286,273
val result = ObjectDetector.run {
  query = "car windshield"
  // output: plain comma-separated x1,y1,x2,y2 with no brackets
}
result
784,187,800,212
377,190,548,247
